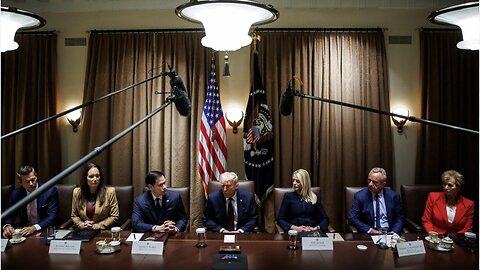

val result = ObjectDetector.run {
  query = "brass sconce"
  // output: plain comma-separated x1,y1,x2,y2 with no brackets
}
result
391,108,409,133
66,109,82,132
225,109,244,134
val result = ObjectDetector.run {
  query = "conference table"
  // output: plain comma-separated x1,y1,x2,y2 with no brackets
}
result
1,231,478,270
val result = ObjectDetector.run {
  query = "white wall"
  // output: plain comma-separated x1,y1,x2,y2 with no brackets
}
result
40,8,434,187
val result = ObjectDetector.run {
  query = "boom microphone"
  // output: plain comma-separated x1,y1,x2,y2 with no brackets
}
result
280,82,294,116
168,66,192,117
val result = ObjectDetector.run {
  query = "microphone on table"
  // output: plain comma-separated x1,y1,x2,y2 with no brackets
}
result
167,65,192,117
279,80,294,116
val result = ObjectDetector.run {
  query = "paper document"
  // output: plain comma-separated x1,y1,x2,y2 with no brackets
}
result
126,233,144,241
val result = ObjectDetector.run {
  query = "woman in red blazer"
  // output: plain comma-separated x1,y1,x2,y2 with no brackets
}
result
422,170,474,235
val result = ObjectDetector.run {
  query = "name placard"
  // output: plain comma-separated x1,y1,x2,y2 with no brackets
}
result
396,240,426,257
49,240,82,254
224,235,236,243
1,239,9,252
131,241,164,255
302,237,334,250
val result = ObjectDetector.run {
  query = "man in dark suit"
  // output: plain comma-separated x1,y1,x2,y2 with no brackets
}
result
348,167,404,234
132,171,187,233
2,165,59,238
202,172,257,233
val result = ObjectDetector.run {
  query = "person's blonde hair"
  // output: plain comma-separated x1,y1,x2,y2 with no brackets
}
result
441,170,465,188
292,169,317,204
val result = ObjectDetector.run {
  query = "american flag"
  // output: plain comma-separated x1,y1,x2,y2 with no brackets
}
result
198,57,227,196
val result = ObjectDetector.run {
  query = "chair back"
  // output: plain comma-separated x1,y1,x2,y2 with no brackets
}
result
208,180,255,194
400,184,443,232
168,187,190,231
111,185,134,229
55,184,76,227
273,187,321,233
2,185,13,211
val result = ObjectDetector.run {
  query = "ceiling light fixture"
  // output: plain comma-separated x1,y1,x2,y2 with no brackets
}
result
1,7,46,53
175,0,279,51
428,2,479,50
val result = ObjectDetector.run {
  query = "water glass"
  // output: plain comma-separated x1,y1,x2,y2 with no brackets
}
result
111,227,121,242
195,228,207,248
288,230,298,250
47,226,56,240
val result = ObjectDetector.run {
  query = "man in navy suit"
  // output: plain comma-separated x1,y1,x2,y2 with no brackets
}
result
202,172,257,233
132,171,187,233
2,165,59,238
348,167,404,234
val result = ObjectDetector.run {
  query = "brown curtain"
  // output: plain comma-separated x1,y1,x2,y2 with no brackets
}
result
416,29,479,226
81,30,211,229
254,29,393,231
1,32,62,186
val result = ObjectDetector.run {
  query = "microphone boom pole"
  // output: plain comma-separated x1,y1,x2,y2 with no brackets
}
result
295,91,479,135
2,99,173,220
1,71,170,140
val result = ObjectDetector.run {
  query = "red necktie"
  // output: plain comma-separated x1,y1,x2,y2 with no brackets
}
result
227,198,235,231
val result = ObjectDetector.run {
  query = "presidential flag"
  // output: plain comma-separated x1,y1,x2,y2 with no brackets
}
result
198,57,227,196
243,51,274,203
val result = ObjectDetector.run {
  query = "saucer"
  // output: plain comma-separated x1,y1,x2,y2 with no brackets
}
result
10,237,26,244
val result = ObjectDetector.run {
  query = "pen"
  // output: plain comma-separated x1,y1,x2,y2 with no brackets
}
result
133,234,136,240
333,233,336,239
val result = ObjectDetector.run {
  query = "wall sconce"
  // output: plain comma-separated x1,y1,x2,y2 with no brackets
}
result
391,108,409,133
1,7,46,52
175,0,279,51
66,109,82,132
428,2,479,50
225,109,244,134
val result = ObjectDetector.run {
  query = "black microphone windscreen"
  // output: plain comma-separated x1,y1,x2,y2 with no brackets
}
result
280,88,294,116
170,75,192,117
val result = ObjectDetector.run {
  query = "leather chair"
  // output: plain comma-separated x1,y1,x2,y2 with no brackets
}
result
208,180,255,194
273,187,335,233
112,185,134,230
2,185,13,212
344,186,406,233
400,184,443,233
55,184,77,229
168,187,190,231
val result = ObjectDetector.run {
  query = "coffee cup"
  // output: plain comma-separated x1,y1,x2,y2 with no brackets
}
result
96,240,107,251
428,231,439,243
440,237,453,249
12,229,22,241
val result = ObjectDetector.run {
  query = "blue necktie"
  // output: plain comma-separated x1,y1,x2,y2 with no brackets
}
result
375,194,381,229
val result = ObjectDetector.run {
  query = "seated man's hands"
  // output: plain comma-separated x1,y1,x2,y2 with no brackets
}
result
290,225,320,232
2,225,14,238
154,220,178,233
20,226,37,236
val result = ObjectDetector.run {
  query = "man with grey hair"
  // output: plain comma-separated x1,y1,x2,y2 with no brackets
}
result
348,167,404,234
202,172,257,233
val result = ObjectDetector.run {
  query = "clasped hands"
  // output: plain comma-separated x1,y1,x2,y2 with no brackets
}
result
154,220,177,233
290,225,320,232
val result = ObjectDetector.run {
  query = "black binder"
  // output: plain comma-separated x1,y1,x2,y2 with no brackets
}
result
63,229,100,242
